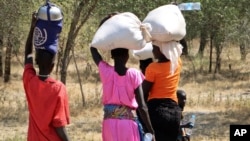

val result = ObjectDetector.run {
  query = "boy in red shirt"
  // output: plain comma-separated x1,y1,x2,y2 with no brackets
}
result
22,12,70,141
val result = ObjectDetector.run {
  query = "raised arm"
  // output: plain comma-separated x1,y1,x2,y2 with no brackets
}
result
90,47,103,66
135,85,155,140
24,12,37,65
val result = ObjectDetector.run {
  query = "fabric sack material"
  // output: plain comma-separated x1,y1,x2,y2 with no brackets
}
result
33,19,62,55
91,12,151,51
153,40,183,74
143,4,186,42
33,2,63,55
132,43,154,60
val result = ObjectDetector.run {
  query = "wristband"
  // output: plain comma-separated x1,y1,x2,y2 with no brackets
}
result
27,54,33,59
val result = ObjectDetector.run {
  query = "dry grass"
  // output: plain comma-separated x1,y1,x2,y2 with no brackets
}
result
1,42,250,141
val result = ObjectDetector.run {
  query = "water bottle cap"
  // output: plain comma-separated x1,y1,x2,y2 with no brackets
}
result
37,3,63,21
144,133,153,141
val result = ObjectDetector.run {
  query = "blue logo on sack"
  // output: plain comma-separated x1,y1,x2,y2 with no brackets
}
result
33,2,63,55
34,27,47,47
33,19,62,55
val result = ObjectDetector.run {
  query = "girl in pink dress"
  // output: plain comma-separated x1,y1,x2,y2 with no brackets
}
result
90,13,154,140
90,47,155,141
90,12,155,141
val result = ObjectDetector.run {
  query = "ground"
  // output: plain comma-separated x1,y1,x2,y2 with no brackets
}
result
1,44,250,141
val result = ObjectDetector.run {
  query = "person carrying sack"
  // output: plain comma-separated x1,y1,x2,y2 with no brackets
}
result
23,2,70,141
90,12,155,141
33,1,63,55
142,4,186,141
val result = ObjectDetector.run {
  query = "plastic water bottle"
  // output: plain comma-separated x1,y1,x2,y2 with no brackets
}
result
186,114,196,136
144,133,153,141
178,2,201,11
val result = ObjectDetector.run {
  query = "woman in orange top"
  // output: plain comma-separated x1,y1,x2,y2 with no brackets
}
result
142,42,183,141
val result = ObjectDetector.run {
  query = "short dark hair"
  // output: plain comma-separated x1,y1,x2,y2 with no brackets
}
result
99,12,119,27
36,49,55,70
139,58,153,74
177,89,186,99
111,48,129,59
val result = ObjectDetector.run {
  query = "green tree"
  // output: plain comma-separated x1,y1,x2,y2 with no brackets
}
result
227,0,250,61
0,0,33,82
59,0,99,106
60,0,98,85
58,0,175,84
182,0,249,73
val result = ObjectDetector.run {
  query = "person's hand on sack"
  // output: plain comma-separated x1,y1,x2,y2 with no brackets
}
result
31,11,37,28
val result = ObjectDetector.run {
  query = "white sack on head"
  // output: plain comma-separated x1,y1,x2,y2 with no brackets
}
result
153,41,183,75
143,4,186,42
91,12,152,50
132,43,153,60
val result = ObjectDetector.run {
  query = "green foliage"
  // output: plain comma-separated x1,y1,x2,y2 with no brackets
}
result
79,0,178,48
0,0,36,49
96,0,174,20
0,0,249,77
226,0,250,45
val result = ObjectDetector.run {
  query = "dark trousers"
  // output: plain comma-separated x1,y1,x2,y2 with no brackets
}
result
148,98,182,141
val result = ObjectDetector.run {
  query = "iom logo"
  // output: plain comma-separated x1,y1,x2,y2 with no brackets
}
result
33,27,47,46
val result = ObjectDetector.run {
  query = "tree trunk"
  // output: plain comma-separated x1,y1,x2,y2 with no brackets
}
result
214,44,223,74
209,36,213,73
72,47,85,106
60,0,98,84
60,1,86,84
56,37,65,75
198,28,208,58
0,35,3,77
240,43,247,61
61,30,75,84
180,38,188,55
4,37,12,82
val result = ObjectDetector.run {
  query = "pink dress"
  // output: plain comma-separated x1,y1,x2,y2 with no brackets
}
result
98,61,144,141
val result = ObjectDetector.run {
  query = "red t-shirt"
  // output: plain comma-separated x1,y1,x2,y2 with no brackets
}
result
23,64,70,141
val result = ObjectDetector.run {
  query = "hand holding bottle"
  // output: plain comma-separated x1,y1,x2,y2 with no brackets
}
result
144,133,156,141
185,114,196,136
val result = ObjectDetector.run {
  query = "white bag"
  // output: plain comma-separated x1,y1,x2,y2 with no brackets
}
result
132,43,153,60
91,12,151,50
143,4,186,42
